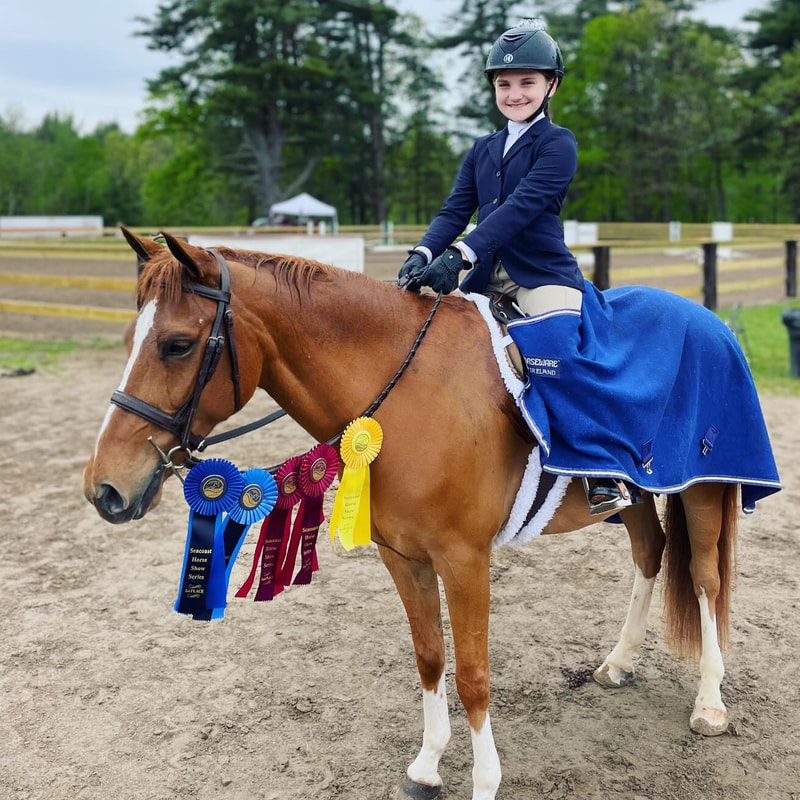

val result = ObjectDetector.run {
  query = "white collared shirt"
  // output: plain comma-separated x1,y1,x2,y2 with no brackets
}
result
503,112,545,157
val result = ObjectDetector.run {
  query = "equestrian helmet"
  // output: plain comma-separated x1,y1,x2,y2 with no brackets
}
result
485,25,564,83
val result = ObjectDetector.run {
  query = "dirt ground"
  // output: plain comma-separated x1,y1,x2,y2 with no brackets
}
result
0,326,798,800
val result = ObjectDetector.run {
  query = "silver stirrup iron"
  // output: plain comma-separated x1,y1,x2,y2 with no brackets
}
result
583,477,643,516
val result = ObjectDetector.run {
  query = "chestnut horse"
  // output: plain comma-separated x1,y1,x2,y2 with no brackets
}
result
85,229,742,800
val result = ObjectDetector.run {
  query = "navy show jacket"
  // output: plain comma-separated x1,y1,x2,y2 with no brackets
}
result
418,117,584,294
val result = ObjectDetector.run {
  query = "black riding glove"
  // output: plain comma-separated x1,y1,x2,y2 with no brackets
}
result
419,247,469,294
397,250,428,292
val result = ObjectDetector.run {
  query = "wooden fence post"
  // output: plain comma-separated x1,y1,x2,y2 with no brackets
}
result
592,245,611,290
702,242,718,311
786,240,798,298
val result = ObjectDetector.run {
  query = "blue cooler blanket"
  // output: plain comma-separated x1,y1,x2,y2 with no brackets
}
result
506,281,781,511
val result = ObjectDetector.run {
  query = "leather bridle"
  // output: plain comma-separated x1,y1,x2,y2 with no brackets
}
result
109,250,241,465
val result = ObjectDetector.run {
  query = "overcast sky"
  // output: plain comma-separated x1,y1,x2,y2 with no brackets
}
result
0,0,767,134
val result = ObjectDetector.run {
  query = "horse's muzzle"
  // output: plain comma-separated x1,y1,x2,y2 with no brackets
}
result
86,466,164,523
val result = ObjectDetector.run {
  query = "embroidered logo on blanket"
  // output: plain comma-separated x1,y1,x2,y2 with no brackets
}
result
525,356,562,378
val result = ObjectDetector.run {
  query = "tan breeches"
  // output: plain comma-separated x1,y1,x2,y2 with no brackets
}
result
486,263,583,315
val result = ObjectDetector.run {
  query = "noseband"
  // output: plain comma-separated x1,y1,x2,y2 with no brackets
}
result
109,250,242,466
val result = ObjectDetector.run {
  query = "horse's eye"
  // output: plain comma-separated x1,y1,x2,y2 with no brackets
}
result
161,337,197,360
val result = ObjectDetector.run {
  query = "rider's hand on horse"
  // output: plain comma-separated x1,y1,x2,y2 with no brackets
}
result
419,247,468,294
397,251,428,292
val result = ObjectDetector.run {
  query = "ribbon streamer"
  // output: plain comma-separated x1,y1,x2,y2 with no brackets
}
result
176,459,243,620
283,443,339,585
223,468,279,571
206,467,279,618
236,456,302,601
329,417,383,550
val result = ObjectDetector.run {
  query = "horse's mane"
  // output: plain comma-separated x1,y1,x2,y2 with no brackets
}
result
138,244,366,305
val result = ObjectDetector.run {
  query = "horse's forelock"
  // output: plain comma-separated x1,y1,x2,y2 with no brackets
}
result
137,251,189,306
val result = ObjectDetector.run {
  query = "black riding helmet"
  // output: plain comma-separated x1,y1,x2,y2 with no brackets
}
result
485,25,565,85
485,25,564,122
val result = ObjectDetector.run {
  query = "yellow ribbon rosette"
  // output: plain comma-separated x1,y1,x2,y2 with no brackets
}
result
329,417,383,551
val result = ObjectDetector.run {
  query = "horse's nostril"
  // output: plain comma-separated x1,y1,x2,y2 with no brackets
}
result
96,483,127,516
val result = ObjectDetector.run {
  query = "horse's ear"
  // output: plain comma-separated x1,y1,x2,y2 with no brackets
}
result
160,231,205,281
120,225,161,270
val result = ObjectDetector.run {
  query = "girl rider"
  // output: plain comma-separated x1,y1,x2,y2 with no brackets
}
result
397,22,637,515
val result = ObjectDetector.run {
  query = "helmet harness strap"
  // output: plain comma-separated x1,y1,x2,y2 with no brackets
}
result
525,79,556,124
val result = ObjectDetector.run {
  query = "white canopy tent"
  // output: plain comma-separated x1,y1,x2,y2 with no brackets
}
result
268,192,337,224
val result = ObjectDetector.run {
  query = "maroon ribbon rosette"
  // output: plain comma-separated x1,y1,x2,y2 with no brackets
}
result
235,455,302,601
283,443,339,586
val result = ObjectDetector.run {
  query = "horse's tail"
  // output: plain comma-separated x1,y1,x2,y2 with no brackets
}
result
662,484,739,658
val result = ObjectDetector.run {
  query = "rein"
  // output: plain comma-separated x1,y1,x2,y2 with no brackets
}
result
110,250,442,478
198,286,442,455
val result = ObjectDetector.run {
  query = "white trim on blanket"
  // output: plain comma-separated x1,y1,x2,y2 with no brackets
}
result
506,307,581,326
542,464,783,496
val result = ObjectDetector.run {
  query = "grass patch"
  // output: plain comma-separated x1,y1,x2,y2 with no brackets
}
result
720,299,800,395
0,337,118,373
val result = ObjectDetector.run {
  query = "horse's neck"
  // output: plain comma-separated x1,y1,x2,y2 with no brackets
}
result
248,268,420,442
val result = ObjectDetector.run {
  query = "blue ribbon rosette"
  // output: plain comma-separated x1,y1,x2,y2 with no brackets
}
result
221,467,278,580
175,458,243,620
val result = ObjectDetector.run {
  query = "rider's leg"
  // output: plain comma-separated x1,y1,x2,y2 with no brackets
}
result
512,285,642,516
515,284,583,315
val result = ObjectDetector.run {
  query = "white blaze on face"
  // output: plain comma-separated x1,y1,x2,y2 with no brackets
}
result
95,299,158,449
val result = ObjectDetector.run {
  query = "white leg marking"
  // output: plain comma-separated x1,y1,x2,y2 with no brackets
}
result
95,299,157,450
690,588,728,734
407,673,451,787
470,713,501,800
596,566,655,685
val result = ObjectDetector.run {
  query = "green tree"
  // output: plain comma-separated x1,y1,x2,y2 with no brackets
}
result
732,0,800,222
91,125,148,226
746,0,800,67
557,0,743,221
138,0,326,218
0,112,35,215
385,110,461,223
436,0,529,134
136,0,426,223
758,44,800,221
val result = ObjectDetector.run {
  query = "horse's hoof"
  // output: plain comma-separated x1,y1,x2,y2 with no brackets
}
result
593,662,635,688
690,704,729,736
396,777,442,799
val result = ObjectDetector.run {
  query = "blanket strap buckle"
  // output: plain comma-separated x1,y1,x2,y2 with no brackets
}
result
641,440,654,475
701,425,719,456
